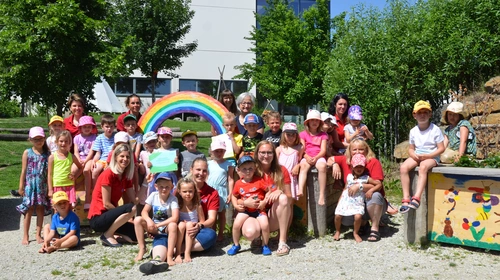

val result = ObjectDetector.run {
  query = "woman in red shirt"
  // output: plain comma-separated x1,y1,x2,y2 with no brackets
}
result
63,93,97,139
117,94,143,133
88,143,137,247
236,140,292,256
328,93,350,153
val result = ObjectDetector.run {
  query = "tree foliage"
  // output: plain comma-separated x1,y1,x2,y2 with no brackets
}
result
108,0,197,101
236,0,332,112
325,0,500,156
0,0,108,115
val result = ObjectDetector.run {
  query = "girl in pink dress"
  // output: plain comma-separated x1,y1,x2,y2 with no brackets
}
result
276,123,303,200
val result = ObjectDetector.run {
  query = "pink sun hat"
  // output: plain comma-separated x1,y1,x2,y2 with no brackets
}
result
29,126,45,138
78,116,96,127
351,153,366,167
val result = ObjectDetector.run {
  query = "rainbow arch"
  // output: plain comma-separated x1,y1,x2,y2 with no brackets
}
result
138,91,229,134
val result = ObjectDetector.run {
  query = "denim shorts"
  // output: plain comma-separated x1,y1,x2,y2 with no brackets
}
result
152,234,169,247
195,228,216,250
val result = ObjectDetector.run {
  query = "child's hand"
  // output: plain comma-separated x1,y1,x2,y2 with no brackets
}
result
18,188,25,197
225,196,231,205
48,189,53,198
258,199,267,210
146,220,156,233
68,173,75,181
308,156,317,166
146,173,153,183
291,165,300,176
365,189,374,199
174,156,179,164
147,162,152,168
52,238,62,248
226,131,233,137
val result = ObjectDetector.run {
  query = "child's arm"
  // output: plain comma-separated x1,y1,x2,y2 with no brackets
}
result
300,137,311,162
93,151,102,167
43,229,56,248
422,141,445,160
84,149,95,167
361,125,374,140
141,203,157,233
363,177,382,199
73,141,80,164
197,204,206,223
408,143,419,162
226,166,235,204
310,139,327,165
47,154,54,198
457,126,470,158
275,146,281,160
228,132,241,156
52,229,77,248
71,153,83,179
134,143,142,161
18,150,28,196
344,128,355,143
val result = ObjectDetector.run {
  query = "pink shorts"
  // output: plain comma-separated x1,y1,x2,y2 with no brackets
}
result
300,157,327,164
54,186,76,204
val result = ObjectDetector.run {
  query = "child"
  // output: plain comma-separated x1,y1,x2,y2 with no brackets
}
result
134,172,179,265
344,105,373,143
174,178,205,263
228,156,271,256
39,191,80,253
400,100,445,213
139,131,157,203
180,130,206,177
152,127,179,193
241,113,263,158
48,130,83,207
441,101,477,163
16,127,52,245
73,116,97,210
321,112,342,159
263,111,282,148
46,115,65,153
123,114,143,160
91,114,116,191
222,112,243,163
276,122,303,200
206,140,234,241
298,110,328,205
333,154,381,243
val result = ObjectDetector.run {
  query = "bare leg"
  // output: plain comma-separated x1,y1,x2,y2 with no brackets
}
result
39,224,51,252
316,161,327,205
240,216,261,241
257,215,270,246
353,214,362,243
184,222,196,263
91,163,104,195
174,222,186,264
83,161,93,208
217,210,226,241
152,245,167,262
400,158,418,204
297,161,311,197
414,159,437,199
35,205,44,244
269,194,291,245
22,207,33,245
103,206,136,244
166,222,177,266
133,217,147,261
232,213,249,245
333,215,341,241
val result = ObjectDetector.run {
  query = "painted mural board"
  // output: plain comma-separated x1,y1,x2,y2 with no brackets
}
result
427,172,500,251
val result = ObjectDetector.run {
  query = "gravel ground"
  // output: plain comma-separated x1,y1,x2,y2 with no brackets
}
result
1,196,499,279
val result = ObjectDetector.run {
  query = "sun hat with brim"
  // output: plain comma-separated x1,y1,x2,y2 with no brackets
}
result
157,127,173,136
348,105,363,121
114,131,130,144
211,140,226,151
48,115,64,126
155,172,174,183
304,110,322,125
29,127,45,138
282,122,298,133
182,130,197,138
351,153,366,167
413,100,432,113
143,131,158,143
445,102,466,117
52,191,69,204
238,155,255,167
78,116,96,127
321,112,338,127
123,114,137,122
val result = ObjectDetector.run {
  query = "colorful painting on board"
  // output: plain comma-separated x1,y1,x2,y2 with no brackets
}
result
427,172,500,251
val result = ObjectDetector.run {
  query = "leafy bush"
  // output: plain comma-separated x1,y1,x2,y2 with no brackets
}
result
0,98,21,118
453,154,500,168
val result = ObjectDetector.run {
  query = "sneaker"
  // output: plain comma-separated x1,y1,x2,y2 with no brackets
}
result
262,245,272,256
227,244,241,256
139,260,169,275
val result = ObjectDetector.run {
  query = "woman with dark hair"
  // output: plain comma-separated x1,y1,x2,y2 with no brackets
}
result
328,93,350,153
234,140,292,256
117,94,143,133
88,143,137,247
212,89,238,136
63,93,97,138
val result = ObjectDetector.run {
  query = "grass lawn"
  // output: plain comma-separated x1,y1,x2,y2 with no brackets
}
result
0,116,212,197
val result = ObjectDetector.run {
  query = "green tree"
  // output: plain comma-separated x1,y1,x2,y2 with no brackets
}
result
0,0,108,115
109,0,197,102
236,0,332,114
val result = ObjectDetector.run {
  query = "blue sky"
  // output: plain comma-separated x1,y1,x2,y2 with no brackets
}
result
330,0,388,16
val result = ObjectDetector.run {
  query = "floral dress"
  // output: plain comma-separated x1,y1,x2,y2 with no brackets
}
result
16,148,51,215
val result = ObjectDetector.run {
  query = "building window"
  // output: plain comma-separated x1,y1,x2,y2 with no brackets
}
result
179,79,249,97
114,78,171,97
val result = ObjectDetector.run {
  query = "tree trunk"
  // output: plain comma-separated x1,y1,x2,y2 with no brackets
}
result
151,76,156,103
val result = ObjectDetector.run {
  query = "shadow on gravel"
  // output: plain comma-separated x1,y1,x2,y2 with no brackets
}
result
0,197,22,232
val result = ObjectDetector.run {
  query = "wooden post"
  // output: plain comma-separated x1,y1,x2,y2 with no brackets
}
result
403,168,429,245
307,168,327,237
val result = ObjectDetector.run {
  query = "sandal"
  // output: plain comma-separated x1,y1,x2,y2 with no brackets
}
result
386,202,399,215
399,199,411,214
408,196,421,210
368,230,381,242
276,242,290,256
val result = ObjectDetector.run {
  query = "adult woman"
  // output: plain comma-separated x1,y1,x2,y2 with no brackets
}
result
185,158,218,252
441,101,477,163
117,94,143,133
63,93,97,138
235,140,292,256
328,93,350,152
88,143,137,247
235,92,265,135
212,89,238,136
332,139,385,242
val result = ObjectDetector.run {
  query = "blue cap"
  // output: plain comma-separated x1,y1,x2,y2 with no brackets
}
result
155,172,174,183
238,155,255,167
243,113,259,125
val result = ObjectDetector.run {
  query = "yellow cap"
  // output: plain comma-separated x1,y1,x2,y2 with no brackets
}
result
48,115,64,125
413,100,431,113
52,191,69,204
